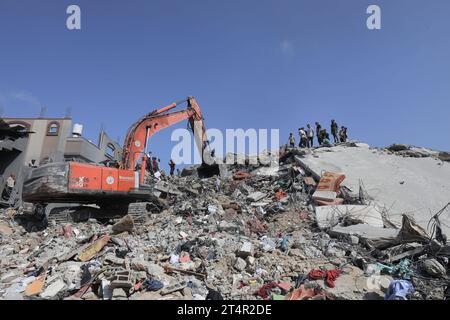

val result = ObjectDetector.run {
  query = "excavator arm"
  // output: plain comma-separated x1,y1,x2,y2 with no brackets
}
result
22,95,217,207
122,97,209,179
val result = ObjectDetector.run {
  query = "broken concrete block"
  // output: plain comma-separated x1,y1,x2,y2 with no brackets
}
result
147,263,165,278
247,192,266,202
325,266,368,300
112,288,128,300
315,205,384,230
329,224,399,242
349,235,359,245
234,257,247,271
174,217,183,224
130,258,148,271
312,190,337,202
109,270,132,289
112,215,134,234
161,281,187,296
237,242,253,258
154,181,182,195
105,253,125,266
179,231,188,239
246,256,255,265
41,279,66,299
0,222,13,236
218,220,238,232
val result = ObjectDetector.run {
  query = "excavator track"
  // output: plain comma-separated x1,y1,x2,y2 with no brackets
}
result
47,201,163,224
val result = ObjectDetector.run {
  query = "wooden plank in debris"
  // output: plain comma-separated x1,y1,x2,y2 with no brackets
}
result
77,235,110,262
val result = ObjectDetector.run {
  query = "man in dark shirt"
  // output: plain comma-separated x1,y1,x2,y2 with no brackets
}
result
169,159,176,176
315,122,322,145
331,119,339,144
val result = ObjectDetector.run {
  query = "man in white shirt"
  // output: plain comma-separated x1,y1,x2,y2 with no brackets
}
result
306,124,314,148
298,128,307,148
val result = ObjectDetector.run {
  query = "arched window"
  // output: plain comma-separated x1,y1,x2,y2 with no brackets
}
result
106,143,115,158
47,122,60,136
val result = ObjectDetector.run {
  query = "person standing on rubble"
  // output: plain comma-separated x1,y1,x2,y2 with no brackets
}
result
339,126,345,143
145,153,154,174
343,127,348,142
331,120,339,144
169,159,176,176
298,127,307,148
306,124,314,148
315,122,322,145
288,133,295,148
152,157,159,173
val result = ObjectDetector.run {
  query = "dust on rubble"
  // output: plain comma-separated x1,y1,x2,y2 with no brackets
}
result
0,144,449,300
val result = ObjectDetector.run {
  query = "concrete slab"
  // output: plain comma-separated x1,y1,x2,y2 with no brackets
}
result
329,224,399,241
296,144,450,235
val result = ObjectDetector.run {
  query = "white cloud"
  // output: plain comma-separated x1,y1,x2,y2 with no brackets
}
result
10,90,40,106
280,40,295,57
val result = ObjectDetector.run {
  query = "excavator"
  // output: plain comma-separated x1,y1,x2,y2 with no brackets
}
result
22,96,219,222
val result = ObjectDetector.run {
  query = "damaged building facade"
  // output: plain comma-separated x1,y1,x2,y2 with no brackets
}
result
0,116,121,207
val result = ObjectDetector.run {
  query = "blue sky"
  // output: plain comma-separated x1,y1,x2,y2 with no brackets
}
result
1,0,449,169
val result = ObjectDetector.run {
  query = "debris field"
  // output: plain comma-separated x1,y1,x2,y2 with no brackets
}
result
1,142,449,300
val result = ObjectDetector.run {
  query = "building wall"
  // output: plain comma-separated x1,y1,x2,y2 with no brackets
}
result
1,116,121,207
3,118,72,166
64,131,122,164
36,119,72,164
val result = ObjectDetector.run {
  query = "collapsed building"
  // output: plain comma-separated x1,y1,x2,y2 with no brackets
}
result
0,140,449,300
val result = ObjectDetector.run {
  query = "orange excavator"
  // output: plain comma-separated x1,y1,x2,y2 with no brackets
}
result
22,96,218,221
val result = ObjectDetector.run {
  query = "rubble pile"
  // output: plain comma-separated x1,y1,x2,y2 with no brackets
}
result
1,142,449,300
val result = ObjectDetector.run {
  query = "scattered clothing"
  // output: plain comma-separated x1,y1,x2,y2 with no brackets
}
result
255,282,277,300
143,279,164,291
286,284,325,300
385,280,415,300
308,269,342,288
274,190,287,200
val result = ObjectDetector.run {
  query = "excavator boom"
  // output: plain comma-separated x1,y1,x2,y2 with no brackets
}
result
122,97,207,172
